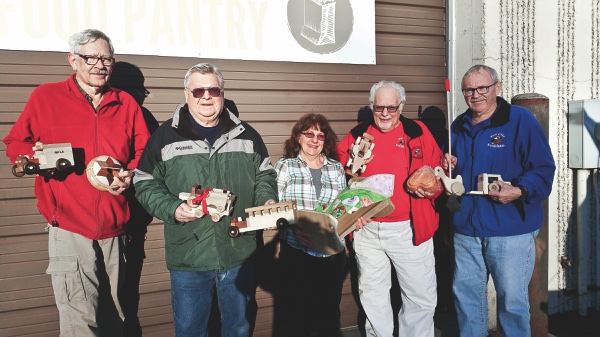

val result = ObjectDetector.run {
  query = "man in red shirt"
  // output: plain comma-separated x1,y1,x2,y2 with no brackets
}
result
3,29,150,337
338,80,442,337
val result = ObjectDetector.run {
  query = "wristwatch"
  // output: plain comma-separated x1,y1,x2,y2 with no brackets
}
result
516,185,528,201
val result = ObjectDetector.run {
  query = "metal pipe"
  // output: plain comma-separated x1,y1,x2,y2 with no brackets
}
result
576,169,590,315
511,94,550,336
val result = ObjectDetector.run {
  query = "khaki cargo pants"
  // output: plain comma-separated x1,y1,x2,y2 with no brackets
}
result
46,226,125,337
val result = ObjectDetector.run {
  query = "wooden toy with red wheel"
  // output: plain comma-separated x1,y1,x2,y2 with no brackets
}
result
228,201,296,238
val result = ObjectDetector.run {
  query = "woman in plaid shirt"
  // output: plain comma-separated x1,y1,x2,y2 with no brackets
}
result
275,113,347,337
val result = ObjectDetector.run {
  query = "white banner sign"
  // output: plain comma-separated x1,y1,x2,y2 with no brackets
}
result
0,0,375,64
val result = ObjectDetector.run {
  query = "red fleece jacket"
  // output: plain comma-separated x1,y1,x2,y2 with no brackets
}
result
4,74,150,240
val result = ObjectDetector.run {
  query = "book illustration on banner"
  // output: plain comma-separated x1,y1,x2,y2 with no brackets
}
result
287,0,355,54
178,184,236,222
299,173,395,255
228,201,296,238
11,142,74,177
301,0,337,46
86,155,124,191
345,132,375,177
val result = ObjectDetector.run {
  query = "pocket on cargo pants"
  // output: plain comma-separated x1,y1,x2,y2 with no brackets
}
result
46,257,89,303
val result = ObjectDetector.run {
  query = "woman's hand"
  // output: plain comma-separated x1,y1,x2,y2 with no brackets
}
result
354,216,370,231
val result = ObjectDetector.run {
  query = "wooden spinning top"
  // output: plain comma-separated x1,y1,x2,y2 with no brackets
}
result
86,155,123,191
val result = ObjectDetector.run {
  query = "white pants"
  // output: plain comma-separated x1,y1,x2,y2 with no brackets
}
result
353,220,436,337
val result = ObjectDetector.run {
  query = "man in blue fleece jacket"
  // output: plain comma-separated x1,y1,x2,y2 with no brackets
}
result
441,64,555,337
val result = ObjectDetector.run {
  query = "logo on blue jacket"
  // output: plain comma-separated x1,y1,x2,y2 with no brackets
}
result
488,133,506,148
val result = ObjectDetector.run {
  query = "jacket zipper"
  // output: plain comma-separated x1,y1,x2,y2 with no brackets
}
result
94,109,103,238
469,127,478,235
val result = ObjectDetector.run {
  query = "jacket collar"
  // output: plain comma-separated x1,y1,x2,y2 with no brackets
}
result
171,104,240,140
67,73,119,108
489,97,511,126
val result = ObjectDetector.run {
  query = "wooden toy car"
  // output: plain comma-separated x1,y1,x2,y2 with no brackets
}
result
345,133,374,176
466,173,511,195
179,185,236,222
12,142,74,177
228,201,296,238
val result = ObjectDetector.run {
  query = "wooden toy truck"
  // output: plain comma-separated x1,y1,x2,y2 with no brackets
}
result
228,201,296,238
12,142,74,177
179,185,236,222
466,173,511,195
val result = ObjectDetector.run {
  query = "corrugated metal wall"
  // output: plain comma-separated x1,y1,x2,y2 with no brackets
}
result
0,1,446,336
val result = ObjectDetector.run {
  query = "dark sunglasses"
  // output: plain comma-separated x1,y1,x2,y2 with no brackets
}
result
187,87,222,98
301,131,326,141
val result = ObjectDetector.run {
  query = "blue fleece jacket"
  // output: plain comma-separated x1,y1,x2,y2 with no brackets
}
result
448,97,555,237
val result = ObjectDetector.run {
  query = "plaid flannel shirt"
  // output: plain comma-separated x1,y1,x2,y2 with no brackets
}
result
275,154,347,257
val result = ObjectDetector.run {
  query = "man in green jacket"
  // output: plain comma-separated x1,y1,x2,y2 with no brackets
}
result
133,63,277,337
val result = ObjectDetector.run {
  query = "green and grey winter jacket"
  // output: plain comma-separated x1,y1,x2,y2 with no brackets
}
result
133,104,277,271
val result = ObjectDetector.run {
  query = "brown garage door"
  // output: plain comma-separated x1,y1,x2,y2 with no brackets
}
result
0,1,446,336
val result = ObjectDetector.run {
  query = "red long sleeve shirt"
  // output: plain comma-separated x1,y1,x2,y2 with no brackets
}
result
4,74,150,240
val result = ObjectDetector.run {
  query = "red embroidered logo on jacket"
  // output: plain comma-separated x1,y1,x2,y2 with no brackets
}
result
412,147,423,158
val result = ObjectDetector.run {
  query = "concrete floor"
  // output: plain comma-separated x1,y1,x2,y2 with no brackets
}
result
340,309,600,337
339,311,459,337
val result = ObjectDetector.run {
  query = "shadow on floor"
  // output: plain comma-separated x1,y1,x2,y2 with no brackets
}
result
433,311,460,337
549,309,600,337
341,310,461,337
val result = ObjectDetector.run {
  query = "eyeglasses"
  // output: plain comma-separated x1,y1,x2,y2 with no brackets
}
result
462,82,497,96
301,131,326,141
187,87,222,98
75,53,115,66
373,105,401,113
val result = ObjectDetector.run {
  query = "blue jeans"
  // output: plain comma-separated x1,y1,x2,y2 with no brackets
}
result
453,231,538,337
170,262,255,337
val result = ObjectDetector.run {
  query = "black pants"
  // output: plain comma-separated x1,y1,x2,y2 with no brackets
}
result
279,241,347,337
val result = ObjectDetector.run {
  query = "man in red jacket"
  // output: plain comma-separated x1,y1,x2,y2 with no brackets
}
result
3,29,150,337
338,80,442,337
